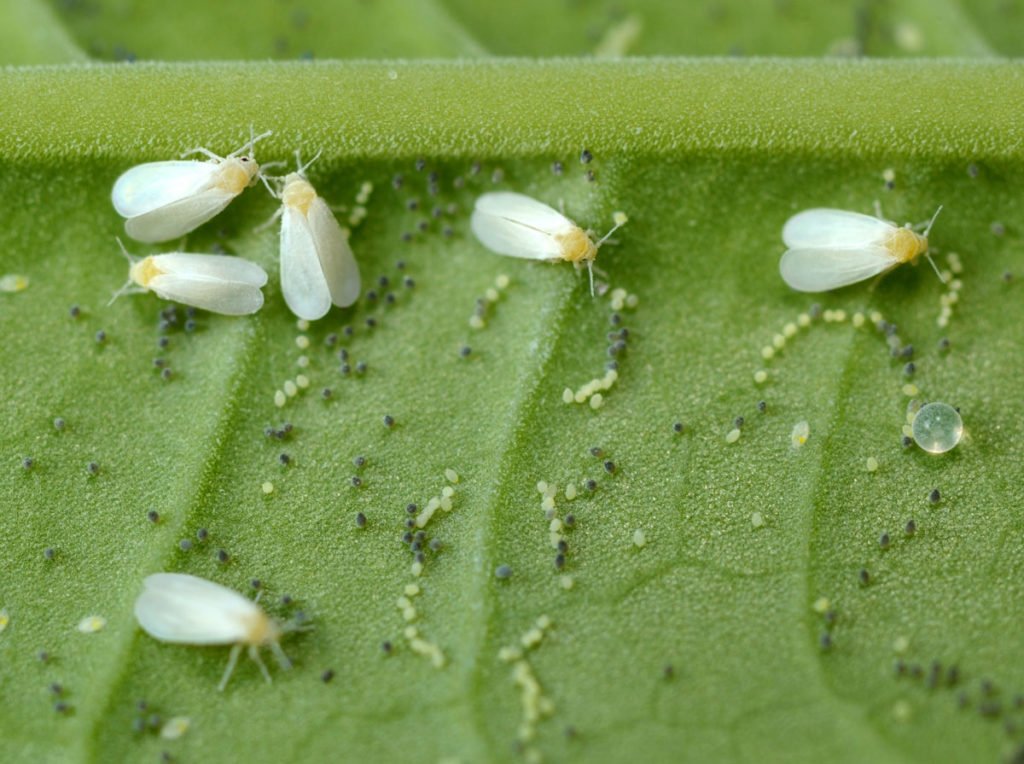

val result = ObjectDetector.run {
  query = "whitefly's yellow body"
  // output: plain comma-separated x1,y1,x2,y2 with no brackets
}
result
471,192,599,264
779,208,939,293
111,131,271,243
277,168,361,321
555,226,598,264
115,241,268,316
134,573,293,691
885,226,929,264
470,192,626,294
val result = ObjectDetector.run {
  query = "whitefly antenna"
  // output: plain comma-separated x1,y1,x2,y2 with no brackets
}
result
921,205,946,284
114,236,134,263
922,204,943,238
295,148,323,177
229,127,273,159
594,213,627,249
587,212,629,297
107,237,139,306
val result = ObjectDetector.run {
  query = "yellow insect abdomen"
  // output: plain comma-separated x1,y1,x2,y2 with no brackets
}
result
556,227,597,263
130,256,164,289
215,159,257,195
887,227,928,264
243,611,281,646
282,175,317,217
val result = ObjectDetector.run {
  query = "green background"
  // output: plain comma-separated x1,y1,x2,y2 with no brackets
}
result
1,1,1022,762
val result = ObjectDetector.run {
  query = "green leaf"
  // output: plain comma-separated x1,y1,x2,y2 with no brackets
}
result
2,21,1023,764
1,0,87,64
42,0,1002,60
45,0,485,61
438,0,999,57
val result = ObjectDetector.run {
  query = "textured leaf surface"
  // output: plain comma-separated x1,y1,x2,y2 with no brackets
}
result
2,3,1024,764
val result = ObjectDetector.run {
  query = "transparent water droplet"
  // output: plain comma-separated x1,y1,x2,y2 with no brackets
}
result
912,402,963,454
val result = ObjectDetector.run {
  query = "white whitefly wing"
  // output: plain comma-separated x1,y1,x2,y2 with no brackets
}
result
471,213,563,260
474,192,571,233
782,209,894,249
134,573,261,645
125,188,238,243
471,192,573,260
281,205,332,320
112,161,218,218
779,246,897,292
153,253,268,287
307,197,361,308
147,274,265,315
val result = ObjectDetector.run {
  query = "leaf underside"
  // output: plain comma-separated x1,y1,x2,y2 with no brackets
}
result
1,2,1023,763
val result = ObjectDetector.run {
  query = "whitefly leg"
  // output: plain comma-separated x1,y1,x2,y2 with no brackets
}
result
254,206,283,234
250,645,273,684
180,146,223,161
270,640,293,671
218,643,243,692
255,169,281,199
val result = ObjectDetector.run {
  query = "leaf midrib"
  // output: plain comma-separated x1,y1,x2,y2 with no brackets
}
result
78,318,268,763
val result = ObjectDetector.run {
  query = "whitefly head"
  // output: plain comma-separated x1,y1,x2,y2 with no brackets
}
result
281,173,318,214
267,149,322,205
216,129,274,195
886,205,942,265
108,237,147,305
